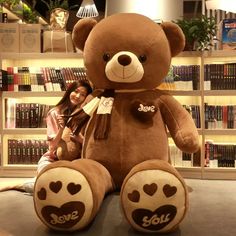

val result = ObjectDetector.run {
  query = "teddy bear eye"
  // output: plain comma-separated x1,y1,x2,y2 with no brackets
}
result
138,55,147,63
103,53,111,62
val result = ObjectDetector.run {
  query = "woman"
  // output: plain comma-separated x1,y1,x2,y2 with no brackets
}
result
14,81,92,193
37,80,92,173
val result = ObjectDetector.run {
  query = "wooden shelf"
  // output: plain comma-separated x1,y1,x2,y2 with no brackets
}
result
2,91,64,98
204,90,236,96
203,167,236,180
0,52,83,60
203,50,236,58
178,51,202,57
169,90,201,96
2,128,47,135
204,130,236,135
176,167,202,179
0,166,37,177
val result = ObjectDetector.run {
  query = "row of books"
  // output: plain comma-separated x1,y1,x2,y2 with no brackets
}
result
205,141,236,168
7,102,236,130
4,101,200,129
204,104,236,129
6,138,201,167
169,144,201,167
7,138,236,168
5,100,54,128
8,139,48,165
183,104,201,128
0,66,88,92
204,63,236,90
158,65,200,91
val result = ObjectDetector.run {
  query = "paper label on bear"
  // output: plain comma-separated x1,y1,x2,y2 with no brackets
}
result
97,97,114,114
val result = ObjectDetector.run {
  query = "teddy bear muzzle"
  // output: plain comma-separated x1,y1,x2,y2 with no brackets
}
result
105,51,144,83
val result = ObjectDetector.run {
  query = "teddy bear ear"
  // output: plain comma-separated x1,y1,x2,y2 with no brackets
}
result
161,22,185,57
72,18,97,51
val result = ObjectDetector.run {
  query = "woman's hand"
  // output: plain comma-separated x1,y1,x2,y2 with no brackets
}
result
70,132,84,144
57,115,66,129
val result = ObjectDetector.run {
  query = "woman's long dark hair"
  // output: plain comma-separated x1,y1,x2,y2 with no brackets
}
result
55,81,93,115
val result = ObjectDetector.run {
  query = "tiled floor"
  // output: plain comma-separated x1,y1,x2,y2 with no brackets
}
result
1,179,236,236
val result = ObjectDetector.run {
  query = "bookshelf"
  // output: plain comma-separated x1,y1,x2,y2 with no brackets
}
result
1,51,236,179
0,52,84,177
173,50,236,180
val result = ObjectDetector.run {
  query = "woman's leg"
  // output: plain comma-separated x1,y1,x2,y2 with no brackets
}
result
23,154,56,194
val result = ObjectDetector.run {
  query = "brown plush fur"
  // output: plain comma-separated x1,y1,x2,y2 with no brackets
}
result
56,127,82,161
72,13,199,188
33,13,200,233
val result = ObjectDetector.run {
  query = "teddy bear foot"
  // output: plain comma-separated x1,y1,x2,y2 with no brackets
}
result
121,159,188,233
34,159,114,232
34,166,94,231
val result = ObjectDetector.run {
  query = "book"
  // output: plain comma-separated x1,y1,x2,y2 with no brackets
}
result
222,19,236,50
29,103,39,128
5,98,16,128
205,141,236,168
0,69,7,91
203,104,236,129
0,66,89,91
7,138,48,165
6,67,14,91
8,139,13,164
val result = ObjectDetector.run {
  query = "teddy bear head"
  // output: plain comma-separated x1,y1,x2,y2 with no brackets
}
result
72,13,185,90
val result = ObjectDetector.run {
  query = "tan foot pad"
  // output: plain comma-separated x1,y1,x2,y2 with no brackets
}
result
121,169,187,233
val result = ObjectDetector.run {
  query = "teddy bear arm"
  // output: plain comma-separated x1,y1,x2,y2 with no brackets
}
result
56,127,82,161
159,96,200,153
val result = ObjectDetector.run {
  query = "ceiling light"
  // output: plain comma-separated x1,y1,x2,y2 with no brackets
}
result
76,0,99,18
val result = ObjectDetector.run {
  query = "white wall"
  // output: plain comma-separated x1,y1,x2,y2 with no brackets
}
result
105,0,183,21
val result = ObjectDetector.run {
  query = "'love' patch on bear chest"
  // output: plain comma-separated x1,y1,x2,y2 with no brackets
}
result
130,99,158,123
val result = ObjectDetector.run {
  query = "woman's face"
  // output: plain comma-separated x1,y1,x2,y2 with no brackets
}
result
69,86,88,107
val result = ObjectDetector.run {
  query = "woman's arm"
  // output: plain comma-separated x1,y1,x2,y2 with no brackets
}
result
46,109,66,153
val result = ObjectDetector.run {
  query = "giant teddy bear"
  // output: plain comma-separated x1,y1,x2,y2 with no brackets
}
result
33,13,199,234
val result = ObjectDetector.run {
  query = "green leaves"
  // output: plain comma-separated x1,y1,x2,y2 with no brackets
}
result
174,16,217,51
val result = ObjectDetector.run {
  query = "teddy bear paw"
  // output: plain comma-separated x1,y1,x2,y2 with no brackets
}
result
121,169,188,233
34,167,94,231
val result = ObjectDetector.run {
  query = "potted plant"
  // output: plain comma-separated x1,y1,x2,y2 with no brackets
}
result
23,0,38,23
0,0,20,10
41,0,78,30
0,0,22,16
174,16,217,51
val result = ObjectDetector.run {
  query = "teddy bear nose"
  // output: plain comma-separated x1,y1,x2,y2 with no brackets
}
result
118,54,132,66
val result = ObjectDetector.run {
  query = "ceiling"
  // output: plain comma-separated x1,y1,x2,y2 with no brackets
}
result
24,0,202,31
27,0,201,19
28,0,106,18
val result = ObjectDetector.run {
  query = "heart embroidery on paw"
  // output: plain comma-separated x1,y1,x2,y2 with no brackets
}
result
37,187,47,200
67,183,81,195
163,184,177,198
41,201,85,229
143,183,158,196
128,190,140,203
132,205,177,230
49,181,62,193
